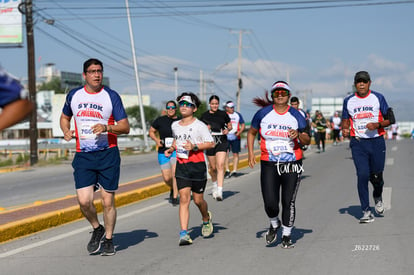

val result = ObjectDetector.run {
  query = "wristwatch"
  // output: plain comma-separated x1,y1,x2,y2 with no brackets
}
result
192,144,199,151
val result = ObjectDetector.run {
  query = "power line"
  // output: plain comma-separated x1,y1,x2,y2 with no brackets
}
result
34,1,414,19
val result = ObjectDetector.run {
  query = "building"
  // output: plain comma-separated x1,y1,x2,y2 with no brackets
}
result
311,97,344,118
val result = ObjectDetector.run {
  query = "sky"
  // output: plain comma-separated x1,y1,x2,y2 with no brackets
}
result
1,0,414,122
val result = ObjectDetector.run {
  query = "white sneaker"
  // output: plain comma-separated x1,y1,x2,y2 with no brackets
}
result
374,197,384,215
360,210,374,223
212,182,218,199
216,189,223,201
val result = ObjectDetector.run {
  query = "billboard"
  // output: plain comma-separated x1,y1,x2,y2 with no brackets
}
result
0,0,23,46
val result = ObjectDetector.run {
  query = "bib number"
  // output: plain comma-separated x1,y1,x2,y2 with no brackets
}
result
268,140,293,156
355,119,374,134
80,124,96,140
176,141,189,159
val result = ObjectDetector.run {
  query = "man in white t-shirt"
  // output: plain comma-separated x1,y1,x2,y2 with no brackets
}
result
224,101,245,178
330,111,342,145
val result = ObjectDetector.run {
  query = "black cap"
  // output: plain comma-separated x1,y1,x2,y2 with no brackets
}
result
354,71,371,83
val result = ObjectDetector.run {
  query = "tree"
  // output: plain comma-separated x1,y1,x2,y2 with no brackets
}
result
126,105,160,129
194,100,208,119
37,77,65,93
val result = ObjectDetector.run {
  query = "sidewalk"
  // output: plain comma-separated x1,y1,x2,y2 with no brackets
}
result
0,152,258,244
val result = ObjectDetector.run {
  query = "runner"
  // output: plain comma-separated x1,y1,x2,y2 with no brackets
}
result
247,81,310,248
201,95,232,201
330,111,342,145
290,96,310,151
312,112,328,152
342,71,394,223
165,92,215,246
224,101,245,178
149,100,180,206
60,58,130,256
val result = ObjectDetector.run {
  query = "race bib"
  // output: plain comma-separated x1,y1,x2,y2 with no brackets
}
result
355,119,374,134
164,137,174,148
176,142,189,159
268,139,293,156
79,123,96,140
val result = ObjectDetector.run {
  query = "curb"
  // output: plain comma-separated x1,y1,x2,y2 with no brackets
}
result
0,166,29,174
0,182,170,243
0,152,260,244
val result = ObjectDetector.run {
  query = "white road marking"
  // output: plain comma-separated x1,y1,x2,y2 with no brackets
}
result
0,201,167,258
391,146,397,152
383,187,392,211
386,158,394,166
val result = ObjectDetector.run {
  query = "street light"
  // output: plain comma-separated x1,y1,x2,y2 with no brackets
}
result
125,0,150,151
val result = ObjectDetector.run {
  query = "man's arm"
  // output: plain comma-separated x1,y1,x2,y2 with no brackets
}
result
0,99,33,131
60,113,74,141
108,118,130,135
149,126,163,147
238,123,246,137
247,128,258,168
341,118,350,137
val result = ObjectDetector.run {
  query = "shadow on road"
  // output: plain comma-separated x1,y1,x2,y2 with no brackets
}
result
114,229,159,252
338,205,362,220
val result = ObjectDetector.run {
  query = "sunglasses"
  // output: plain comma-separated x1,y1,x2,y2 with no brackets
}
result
272,90,289,97
166,106,176,110
179,101,195,108
86,69,103,75
355,79,369,84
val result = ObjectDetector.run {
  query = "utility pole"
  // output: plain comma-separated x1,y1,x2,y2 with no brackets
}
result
19,0,38,165
231,30,249,112
174,67,178,99
125,0,149,151
199,70,203,102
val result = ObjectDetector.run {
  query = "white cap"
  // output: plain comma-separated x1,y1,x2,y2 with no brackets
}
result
226,102,235,108
270,81,291,93
178,95,195,105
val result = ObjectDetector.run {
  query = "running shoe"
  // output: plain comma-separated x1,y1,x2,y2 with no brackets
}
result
360,210,375,223
229,171,236,178
216,189,223,201
201,211,213,238
169,189,173,203
171,197,179,206
265,222,280,245
179,234,193,246
374,197,384,215
224,170,231,179
100,238,116,256
87,224,105,254
212,182,218,199
281,235,294,249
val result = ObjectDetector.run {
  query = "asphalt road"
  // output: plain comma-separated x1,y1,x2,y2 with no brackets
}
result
0,151,161,210
0,139,413,275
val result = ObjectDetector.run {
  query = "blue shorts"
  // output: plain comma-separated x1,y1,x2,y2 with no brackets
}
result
227,138,241,153
72,147,121,192
158,151,176,170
